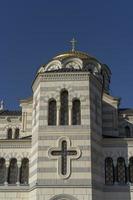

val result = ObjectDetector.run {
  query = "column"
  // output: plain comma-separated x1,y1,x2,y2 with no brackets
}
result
24,112,27,132
22,112,27,132
4,160,9,185
12,127,15,139
22,112,24,132
56,102,60,126
69,105,72,126
16,161,21,185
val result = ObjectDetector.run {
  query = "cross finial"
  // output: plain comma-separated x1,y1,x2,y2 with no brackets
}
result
70,38,77,52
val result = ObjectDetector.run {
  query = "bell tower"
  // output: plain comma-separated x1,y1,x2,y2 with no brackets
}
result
30,49,111,200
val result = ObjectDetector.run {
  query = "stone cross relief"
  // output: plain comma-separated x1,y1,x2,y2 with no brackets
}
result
48,137,81,179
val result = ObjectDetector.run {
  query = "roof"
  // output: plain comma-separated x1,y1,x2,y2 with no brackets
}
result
37,50,107,74
0,110,22,116
20,96,33,104
119,108,133,114
53,50,98,61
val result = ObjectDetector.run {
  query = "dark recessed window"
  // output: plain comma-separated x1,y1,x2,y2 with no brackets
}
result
48,99,57,125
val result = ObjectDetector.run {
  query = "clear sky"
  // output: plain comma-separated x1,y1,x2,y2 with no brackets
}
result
0,0,133,110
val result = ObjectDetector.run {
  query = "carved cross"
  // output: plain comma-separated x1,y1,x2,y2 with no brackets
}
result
48,137,80,178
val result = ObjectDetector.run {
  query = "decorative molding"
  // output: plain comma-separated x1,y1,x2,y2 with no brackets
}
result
48,136,81,179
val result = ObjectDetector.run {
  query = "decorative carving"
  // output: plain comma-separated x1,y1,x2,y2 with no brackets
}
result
65,61,81,70
48,137,81,179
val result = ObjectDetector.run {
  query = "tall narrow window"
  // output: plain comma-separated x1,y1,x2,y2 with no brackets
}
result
7,128,12,139
15,128,19,139
8,158,18,184
129,157,133,183
0,158,6,184
20,158,29,184
105,157,114,185
48,99,57,125
72,99,81,125
60,90,68,125
125,126,131,137
117,157,126,184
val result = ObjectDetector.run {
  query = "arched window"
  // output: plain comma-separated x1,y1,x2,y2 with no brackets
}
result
60,90,68,125
8,158,18,184
129,157,133,183
15,128,19,139
117,157,126,184
7,128,12,139
20,158,29,184
72,99,81,125
125,126,131,137
105,157,114,185
48,99,57,125
0,158,6,184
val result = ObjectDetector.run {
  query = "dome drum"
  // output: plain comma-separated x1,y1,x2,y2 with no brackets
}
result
37,51,111,93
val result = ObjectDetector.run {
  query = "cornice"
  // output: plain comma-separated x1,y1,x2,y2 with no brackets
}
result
0,139,31,149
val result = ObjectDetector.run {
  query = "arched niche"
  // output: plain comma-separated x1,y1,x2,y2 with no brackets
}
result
50,194,78,200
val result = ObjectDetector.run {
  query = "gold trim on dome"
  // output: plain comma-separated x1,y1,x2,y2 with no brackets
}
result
53,51,93,60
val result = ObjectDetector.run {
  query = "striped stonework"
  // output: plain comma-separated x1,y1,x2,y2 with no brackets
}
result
0,51,133,200
30,72,93,193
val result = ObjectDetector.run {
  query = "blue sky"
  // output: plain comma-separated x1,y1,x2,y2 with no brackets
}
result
0,0,133,109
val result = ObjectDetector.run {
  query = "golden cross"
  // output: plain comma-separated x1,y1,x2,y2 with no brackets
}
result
70,38,77,52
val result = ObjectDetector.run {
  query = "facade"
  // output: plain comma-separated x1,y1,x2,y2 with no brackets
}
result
0,49,133,200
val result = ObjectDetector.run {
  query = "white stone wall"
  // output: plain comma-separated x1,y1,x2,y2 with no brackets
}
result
0,191,29,200
20,98,33,138
30,72,94,199
29,188,92,200
0,116,21,139
102,93,119,137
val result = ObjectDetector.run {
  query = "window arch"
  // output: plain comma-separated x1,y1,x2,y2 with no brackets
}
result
60,90,68,125
8,158,18,184
0,158,6,184
129,157,133,183
20,158,29,184
72,99,81,125
7,128,12,139
125,126,131,137
48,99,57,125
117,157,126,184
15,128,19,139
105,157,114,185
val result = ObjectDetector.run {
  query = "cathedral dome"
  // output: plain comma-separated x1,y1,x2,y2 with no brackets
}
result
37,50,111,93
52,50,97,61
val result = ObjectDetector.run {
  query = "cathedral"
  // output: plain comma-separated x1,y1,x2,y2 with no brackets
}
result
0,41,133,200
